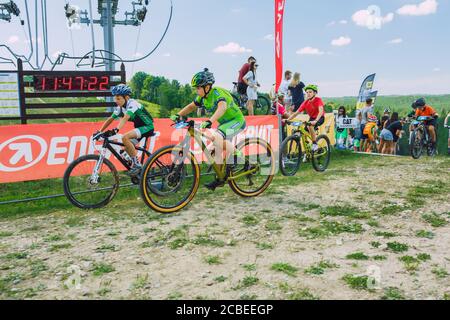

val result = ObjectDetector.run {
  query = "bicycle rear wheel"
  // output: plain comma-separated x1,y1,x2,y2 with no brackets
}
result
140,145,200,214
279,135,302,176
228,138,275,197
311,135,331,172
63,154,119,209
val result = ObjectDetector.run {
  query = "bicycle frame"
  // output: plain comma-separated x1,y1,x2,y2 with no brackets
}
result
177,123,259,182
289,123,314,155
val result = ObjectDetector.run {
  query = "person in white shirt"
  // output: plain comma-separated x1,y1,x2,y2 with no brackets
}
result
243,61,259,116
278,70,293,108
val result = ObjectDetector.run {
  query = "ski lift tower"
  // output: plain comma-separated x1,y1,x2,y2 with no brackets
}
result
65,0,148,109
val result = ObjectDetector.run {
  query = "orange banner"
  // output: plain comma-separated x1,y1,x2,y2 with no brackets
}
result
0,116,279,183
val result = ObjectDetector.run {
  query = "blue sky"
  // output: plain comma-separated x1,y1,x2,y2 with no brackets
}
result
0,0,449,97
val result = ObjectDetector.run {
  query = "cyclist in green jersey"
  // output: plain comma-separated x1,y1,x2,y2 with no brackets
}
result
97,84,154,175
171,68,246,190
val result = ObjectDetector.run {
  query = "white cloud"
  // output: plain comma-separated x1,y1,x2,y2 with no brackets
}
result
397,0,438,16
352,6,394,30
213,42,252,54
263,34,274,41
133,52,143,58
327,21,336,27
296,47,325,55
8,35,20,44
163,53,171,57
433,67,441,72
331,36,352,47
339,20,348,24
388,38,403,44
231,8,243,14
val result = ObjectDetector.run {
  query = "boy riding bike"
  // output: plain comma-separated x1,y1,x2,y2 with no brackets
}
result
413,97,439,150
286,84,325,151
96,84,154,175
170,68,246,191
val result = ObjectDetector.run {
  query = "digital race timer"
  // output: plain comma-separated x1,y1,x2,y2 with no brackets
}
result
33,75,111,92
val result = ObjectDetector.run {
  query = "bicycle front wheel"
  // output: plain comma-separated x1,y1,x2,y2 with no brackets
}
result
410,130,423,159
311,135,331,172
228,138,275,197
280,135,302,176
140,145,200,214
63,154,119,209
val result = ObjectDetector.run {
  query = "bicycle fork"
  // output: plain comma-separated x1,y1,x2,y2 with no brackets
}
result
91,148,107,184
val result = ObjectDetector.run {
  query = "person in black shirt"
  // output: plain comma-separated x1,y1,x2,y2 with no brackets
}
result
288,72,305,112
386,118,406,154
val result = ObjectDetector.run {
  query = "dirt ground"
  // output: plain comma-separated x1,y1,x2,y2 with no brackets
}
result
0,155,449,300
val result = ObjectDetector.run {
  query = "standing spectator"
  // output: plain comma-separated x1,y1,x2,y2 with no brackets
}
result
386,116,406,155
445,112,450,155
357,98,375,152
243,62,259,116
237,56,256,95
335,106,349,150
279,70,293,108
288,72,305,112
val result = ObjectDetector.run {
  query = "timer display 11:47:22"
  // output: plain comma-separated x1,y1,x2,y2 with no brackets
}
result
33,75,110,91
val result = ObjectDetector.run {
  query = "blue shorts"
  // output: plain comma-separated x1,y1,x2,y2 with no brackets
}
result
380,129,394,141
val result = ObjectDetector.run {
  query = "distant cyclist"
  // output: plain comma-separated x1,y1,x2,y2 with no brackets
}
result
287,84,325,152
171,68,246,191
97,84,154,175
413,98,439,150
444,112,450,155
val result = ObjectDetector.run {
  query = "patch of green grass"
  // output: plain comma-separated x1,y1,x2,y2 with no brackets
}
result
204,255,222,265
191,234,225,247
44,235,63,242
243,264,256,271
415,230,435,239
95,244,118,253
346,252,370,260
29,260,49,278
381,287,405,300
374,231,398,238
168,238,188,250
371,241,381,248
386,242,409,253
167,292,183,300
92,263,115,276
304,261,339,275
367,220,380,228
256,242,274,250
65,216,86,227
422,213,448,228
130,274,149,291
233,276,259,290
214,276,227,283
271,263,298,277
265,221,282,231
380,205,405,216
431,267,448,279
240,294,258,300
320,206,369,219
242,215,259,226
0,231,13,238
373,255,387,261
417,253,431,262
278,282,319,300
399,256,420,272
4,252,28,260
342,274,371,291
298,221,364,239
125,235,139,241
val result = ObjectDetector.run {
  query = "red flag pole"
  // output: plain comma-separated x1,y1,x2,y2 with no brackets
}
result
275,0,285,94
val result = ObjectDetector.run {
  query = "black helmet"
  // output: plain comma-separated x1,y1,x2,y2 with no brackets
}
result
415,98,426,107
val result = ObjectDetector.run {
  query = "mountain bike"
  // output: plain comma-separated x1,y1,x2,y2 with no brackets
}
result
139,120,276,214
63,130,153,209
279,120,331,176
409,116,438,159
231,82,271,115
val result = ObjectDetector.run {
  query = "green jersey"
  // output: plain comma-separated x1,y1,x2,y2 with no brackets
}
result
194,87,244,124
112,99,154,130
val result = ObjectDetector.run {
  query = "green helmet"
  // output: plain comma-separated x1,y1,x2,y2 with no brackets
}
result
304,84,318,93
191,68,215,87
